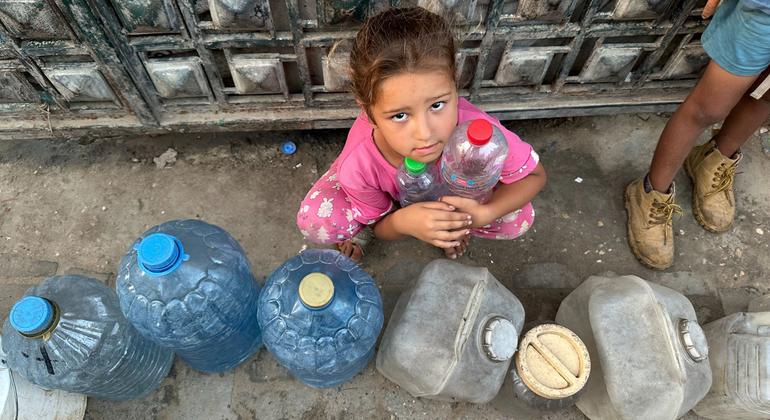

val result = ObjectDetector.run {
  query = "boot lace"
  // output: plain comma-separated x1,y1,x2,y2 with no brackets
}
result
649,198,682,244
706,161,737,205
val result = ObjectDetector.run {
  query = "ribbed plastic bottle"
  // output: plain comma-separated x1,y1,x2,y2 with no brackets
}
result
1,336,86,419
396,157,444,207
1,275,173,400
257,249,384,388
117,219,262,373
440,119,508,203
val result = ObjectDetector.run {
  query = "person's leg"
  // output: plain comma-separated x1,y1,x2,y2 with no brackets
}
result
714,67,770,157
626,61,758,269
681,67,770,232
297,167,368,259
648,61,760,192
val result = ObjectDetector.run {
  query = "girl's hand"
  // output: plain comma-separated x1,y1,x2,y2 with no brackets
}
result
439,196,494,228
702,0,721,18
394,201,473,248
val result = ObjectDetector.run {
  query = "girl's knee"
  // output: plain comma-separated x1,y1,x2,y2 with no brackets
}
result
297,211,359,245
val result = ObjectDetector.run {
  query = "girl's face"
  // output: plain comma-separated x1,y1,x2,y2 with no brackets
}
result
368,69,458,165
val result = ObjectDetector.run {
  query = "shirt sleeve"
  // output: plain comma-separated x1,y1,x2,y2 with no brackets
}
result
457,99,540,185
496,123,540,184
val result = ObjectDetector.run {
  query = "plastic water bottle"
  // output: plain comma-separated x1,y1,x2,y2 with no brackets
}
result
396,157,444,207
440,119,508,203
1,275,173,400
257,249,384,388
117,219,262,373
1,336,87,419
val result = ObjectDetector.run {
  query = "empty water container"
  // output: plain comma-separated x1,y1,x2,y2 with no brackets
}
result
748,294,770,312
1,337,86,420
555,275,712,420
376,260,525,403
396,157,444,207
693,306,770,419
117,219,262,373
492,323,590,417
257,249,383,388
1,275,173,400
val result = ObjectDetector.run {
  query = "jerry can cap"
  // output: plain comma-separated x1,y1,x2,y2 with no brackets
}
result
482,317,518,362
515,324,591,399
678,319,708,362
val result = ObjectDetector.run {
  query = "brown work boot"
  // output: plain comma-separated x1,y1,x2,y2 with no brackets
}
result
624,178,682,270
683,140,742,233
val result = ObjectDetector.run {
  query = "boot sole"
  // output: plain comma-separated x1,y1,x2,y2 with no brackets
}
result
624,183,672,270
683,159,733,234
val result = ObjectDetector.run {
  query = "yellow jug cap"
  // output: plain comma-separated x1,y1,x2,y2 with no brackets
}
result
299,273,334,308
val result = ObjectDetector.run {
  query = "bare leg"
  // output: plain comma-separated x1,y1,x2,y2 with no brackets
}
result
648,61,759,192
713,68,770,157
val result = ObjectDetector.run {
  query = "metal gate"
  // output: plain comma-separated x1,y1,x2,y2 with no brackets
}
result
0,0,709,139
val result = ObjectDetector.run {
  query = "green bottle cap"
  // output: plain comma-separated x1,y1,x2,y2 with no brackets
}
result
404,157,427,174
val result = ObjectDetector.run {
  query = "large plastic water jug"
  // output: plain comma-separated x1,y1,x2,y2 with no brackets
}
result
1,275,173,400
555,275,712,419
376,260,524,403
1,337,86,420
440,119,508,203
117,219,262,373
396,157,444,207
693,304,770,419
492,323,590,417
749,294,770,312
257,249,383,388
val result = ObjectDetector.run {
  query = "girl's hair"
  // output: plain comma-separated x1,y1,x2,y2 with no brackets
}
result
348,7,456,120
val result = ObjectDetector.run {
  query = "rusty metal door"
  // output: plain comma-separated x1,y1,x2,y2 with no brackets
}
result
0,0,709,139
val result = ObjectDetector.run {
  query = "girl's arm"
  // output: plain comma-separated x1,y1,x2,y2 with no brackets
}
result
442,162,547,228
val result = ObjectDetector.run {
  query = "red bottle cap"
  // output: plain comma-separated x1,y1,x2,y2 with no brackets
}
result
467,119,492,146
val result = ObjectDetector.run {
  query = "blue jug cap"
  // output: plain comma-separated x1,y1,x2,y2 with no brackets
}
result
10,296,54,335
281,141,297,155
136,233,189,276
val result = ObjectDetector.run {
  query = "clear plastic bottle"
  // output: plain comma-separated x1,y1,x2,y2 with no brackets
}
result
1,275,173,401
440,119,509,203
491,323,590,417
376,260,524,403
396,157,444,207
1,337,86,419
693,305,770,419
257,249,384,388
555,275,712,420
117,219,262,373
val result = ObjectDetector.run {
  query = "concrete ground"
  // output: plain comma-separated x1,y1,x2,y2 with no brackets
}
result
0,113,768,420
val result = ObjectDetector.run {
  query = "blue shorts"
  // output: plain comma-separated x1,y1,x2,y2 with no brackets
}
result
702,0,770,76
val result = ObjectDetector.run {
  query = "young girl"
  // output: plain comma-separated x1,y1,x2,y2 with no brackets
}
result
297,7,547,261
